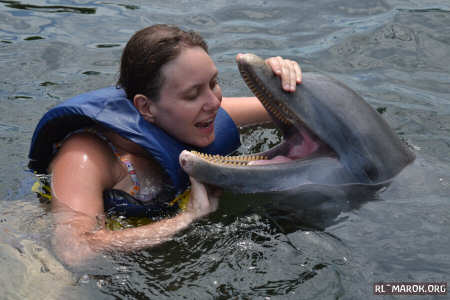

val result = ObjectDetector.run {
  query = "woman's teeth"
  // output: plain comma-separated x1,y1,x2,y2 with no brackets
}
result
195,119,213,128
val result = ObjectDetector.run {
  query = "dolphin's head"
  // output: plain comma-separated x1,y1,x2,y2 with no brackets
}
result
180,54,415,192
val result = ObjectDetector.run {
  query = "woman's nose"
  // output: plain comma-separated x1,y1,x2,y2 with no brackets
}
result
202,90,221,112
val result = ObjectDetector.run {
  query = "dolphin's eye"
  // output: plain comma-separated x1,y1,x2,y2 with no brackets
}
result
365,166,379,181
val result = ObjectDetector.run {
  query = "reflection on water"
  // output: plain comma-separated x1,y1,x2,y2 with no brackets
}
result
0,0,449,298
1,1,96,14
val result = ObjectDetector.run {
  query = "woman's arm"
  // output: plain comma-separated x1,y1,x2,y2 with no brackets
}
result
221,55,302,127
50,133,217,267
221,96,270,127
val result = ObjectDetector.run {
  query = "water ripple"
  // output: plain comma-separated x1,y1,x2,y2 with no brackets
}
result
0,0,96,14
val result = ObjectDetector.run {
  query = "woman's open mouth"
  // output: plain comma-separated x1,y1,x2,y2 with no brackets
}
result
194,116,215,129
195,119,213,128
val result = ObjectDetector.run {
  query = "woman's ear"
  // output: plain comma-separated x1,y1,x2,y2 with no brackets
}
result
133,94,156,123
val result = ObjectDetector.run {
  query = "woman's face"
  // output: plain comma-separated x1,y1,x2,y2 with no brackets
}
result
150,46,222,147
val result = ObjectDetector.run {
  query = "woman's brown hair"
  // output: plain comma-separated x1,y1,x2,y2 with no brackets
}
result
118,24,208,101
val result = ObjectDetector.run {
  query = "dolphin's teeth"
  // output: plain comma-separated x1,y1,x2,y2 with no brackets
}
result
189,150,271,167
241,71,295,126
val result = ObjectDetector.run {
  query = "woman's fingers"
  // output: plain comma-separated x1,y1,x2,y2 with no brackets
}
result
187,176,220,219
266,56,302,92
293,60,302,84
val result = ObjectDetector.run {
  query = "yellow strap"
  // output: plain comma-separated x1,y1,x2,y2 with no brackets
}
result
31,179,192,210
31,179,192,231
169,188,191,211
31,180,52,200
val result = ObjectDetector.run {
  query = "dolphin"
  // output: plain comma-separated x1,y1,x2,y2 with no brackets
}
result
179,54,415,194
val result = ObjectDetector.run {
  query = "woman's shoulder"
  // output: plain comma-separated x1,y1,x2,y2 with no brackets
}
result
50,130,123,183
58,130,115,156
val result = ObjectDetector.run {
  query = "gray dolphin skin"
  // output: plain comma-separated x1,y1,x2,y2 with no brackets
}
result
179,54,415,193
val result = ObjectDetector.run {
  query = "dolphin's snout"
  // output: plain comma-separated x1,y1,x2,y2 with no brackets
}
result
179,150,194,173
237,53,265,66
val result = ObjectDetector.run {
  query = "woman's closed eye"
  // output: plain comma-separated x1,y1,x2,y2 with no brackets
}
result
184,87,200,100
182,74,219,100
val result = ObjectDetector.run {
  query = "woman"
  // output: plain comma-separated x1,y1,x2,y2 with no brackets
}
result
29,24,302,266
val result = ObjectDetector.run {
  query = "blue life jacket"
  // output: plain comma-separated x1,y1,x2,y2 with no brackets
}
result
28,86,240,216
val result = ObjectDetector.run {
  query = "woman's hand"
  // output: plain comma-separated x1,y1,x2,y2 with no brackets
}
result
265,56,302,92
185,176,222,220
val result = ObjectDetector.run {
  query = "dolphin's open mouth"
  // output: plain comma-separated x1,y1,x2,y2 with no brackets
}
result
180,54,415,192
181,54,336,168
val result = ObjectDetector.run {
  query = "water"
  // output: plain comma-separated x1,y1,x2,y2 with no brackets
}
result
1,0,449,299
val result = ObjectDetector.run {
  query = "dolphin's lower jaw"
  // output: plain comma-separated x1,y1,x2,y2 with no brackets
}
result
179,150,354,193
180,54,415,193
